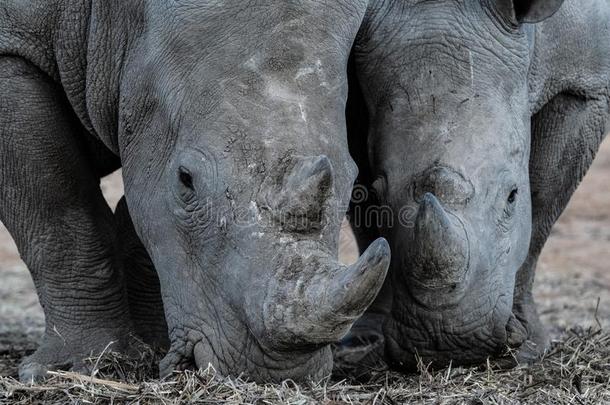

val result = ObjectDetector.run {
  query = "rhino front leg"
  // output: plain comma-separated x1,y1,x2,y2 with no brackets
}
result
0,57,135,382
512,90,609,362
114,197,169,350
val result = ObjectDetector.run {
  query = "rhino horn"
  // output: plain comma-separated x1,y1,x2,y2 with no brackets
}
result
277,155,333,208
266,238,390,345
412,192,469,288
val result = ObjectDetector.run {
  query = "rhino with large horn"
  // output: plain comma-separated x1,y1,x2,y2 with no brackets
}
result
0,0,390,382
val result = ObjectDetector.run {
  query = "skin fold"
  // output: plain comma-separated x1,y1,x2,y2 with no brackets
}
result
344,0,609,370
0,0,392,382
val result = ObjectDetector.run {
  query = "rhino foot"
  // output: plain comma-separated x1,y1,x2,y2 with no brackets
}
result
158,338,196,378
18,328,138,383
494,309,549,369
333,313,388,379
514,296,549,358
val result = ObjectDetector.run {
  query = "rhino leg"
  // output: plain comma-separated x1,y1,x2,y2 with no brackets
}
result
0,57,136,382
511,91,609,363
114,197,169,350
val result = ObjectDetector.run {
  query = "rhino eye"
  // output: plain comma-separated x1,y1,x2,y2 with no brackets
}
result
507,188,518,204
178,166,194,191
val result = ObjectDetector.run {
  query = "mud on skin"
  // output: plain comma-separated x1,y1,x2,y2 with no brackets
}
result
343,0,610,370
0,0,391,382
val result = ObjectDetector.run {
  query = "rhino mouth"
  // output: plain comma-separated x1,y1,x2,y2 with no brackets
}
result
158,325,333,382
379,292,515,371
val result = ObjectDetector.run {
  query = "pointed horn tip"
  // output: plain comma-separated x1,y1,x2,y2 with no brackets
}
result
278,238,390,345
359,237,391,275
330,237,390,320
420,192,442,212
417,192,451,230
309,154,332,176
422,191,436,204
284,155,333,189
337,237,391,294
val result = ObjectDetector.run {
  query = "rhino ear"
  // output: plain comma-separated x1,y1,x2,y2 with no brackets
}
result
497,0,565,24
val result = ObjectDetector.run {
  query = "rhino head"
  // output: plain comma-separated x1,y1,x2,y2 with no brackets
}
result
114,1,389,381
349,0,564,369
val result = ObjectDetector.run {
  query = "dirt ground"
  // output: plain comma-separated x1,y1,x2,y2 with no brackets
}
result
1,138,609,384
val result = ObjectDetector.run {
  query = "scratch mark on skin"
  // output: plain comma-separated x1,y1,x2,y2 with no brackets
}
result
52,326,66,345
240,97,273,112
298,103,307,122
245,57,258,70
468,50,474,88
295,67,315,79
279,236,295,244
249,201,263,222
266,81,306,104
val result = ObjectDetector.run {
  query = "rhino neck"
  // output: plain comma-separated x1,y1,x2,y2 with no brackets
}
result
0,0,133,156
78,0,144,155
0,0,69,81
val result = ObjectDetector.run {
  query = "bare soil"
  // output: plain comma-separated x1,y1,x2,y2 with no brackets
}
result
0,139,608,403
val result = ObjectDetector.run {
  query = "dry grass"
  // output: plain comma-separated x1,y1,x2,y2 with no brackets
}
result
1,326,608,404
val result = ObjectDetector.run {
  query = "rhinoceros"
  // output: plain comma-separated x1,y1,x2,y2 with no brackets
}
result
0,0,391,382
343,0,609,369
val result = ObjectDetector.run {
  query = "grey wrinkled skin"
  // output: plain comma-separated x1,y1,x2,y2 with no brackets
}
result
0,0,391,382
345,0,609,370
